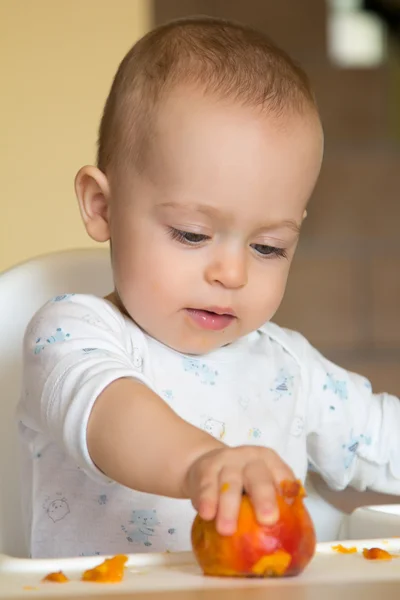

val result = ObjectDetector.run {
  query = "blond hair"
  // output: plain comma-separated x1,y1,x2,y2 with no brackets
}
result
98,16,317,174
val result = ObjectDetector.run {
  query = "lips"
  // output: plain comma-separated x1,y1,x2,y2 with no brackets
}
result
205,306,236,317
185,308,236,331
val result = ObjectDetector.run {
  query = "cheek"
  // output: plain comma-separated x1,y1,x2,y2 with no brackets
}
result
250,263,290,311
112,238,187,306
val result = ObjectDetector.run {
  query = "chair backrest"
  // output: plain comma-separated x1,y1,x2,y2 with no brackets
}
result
0,249,113,556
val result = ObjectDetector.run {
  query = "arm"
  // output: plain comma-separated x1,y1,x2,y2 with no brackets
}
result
299,332,400,494
87,376,294,532
87,377,224,498
21,296,294,534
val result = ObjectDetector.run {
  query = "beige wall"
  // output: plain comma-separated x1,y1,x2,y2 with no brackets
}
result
0,0,151,272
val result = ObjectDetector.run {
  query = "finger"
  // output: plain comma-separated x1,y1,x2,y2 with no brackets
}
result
268,452,296,489
215,468,243,536
243,460,280,525
195,477,220,522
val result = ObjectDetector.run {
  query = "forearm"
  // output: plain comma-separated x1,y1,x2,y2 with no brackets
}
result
87,377,224,497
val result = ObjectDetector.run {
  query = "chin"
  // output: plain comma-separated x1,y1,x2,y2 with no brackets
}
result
174,333,238,356
173,341,223,356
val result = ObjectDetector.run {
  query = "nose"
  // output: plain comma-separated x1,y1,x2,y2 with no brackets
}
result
205,246,248,289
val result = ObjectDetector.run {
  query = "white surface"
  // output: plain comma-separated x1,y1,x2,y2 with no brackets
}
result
0,249,113,557
365,505,400,515
347,504,400,540
1,539,400,597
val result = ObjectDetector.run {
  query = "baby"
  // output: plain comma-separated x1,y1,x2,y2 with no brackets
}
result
18,16,400,559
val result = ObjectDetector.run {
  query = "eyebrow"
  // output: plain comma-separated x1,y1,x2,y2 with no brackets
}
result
156,201,222,219
263,219,302,235
156,201,301,234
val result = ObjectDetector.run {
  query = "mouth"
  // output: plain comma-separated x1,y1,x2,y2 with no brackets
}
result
185,307,237,331
204,306,236,317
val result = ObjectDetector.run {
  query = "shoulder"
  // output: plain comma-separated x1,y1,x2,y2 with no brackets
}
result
27,294,125,330
257,321,309,368
23,294,145,355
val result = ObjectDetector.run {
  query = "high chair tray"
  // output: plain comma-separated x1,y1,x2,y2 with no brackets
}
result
1,539,400,598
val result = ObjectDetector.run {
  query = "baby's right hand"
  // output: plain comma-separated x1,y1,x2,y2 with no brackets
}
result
184,446,295,536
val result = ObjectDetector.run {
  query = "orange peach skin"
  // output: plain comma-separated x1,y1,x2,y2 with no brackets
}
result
363,547,393,560
81,555,128,583
42,571,69,583
191,480,316,577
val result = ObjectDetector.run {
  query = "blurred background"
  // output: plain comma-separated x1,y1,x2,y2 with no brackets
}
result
1,0,399,392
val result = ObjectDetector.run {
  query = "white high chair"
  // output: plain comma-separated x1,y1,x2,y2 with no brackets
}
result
0,249,113,557
1,248,395,557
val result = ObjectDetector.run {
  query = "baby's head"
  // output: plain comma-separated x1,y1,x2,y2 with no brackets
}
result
76,17,323,355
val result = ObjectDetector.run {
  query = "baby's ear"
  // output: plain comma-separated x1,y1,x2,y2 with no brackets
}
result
75,166,111,242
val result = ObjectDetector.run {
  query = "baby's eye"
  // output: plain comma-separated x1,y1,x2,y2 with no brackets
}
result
251,244,287,259
169,228,209,245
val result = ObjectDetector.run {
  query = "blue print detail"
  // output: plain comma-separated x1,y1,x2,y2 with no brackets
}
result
323,373,348,400
342,431,372,469
182,357,218,385
122,510,160,547
162,389,174,401
34,328,70,354
168,528,176,535
98,494,107,505
52,294,75,302
270,369,294,399
248,428,262,440
363,378,372,391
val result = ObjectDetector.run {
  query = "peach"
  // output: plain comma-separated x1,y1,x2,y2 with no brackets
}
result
81,555,128,583
42,571,69,583
363,547,393,560
191,480,316,577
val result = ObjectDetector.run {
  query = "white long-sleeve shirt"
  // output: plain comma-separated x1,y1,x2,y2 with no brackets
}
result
17,293,400,557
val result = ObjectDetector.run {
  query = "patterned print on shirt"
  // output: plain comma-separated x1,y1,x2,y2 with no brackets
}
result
122,510,161,547
34,328,70,354
270,368,294,400
43,496,70,523
323,373,348,400
203,418,226,439
182,357,218,385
